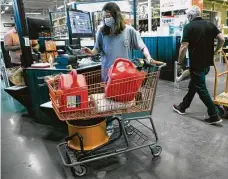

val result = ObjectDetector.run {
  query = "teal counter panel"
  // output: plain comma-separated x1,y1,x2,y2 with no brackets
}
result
25,63,101,125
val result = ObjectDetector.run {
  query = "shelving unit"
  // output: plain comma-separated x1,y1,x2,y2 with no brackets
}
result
50,11,68,40
137,2,160,32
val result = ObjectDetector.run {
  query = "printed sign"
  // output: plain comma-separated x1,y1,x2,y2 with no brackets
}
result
160,0,191,12
137,4,148,20
3,23,15,27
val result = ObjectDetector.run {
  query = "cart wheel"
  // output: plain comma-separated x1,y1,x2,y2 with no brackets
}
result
126,128,134,135
149,145,162,157
73,165,87,177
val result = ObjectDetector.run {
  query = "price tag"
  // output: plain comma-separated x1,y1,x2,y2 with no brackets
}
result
24,37,30,47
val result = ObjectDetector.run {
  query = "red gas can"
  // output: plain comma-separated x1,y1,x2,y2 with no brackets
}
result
58,69,88,112
105,58,145,102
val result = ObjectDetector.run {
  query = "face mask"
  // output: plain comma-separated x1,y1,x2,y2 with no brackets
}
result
104,17,115,27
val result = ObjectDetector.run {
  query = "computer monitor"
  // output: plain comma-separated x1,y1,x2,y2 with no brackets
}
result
68,9,93,38
26,17,52,39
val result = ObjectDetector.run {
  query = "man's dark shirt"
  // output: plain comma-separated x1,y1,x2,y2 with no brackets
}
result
182,17,221,71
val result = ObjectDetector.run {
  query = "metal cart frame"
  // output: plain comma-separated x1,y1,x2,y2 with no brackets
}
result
55,62,166,177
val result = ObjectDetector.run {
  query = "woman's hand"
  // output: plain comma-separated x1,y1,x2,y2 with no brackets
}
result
81,47,93,56
151,59,166,66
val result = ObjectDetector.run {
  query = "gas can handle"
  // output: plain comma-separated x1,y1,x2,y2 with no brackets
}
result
111,58,135,73
70,69,78,86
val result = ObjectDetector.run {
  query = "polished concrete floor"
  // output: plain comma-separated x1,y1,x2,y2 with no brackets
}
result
1,65,228,179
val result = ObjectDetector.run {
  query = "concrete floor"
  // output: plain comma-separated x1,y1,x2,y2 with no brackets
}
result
1,65,228,179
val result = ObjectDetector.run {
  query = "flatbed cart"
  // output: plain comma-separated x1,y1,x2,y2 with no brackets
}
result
47,59,166,177
213,51,228,114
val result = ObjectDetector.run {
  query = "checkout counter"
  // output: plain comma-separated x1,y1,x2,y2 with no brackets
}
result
24,60,101,126
3,39,101,126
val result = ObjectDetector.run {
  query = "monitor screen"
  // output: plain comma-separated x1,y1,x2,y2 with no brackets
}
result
27,17,52,39
68,10,93,38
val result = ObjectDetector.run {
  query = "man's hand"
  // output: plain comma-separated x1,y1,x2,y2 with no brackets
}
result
177,62,183,76
178,42,189,65
4,45,21,51
214,49,222,56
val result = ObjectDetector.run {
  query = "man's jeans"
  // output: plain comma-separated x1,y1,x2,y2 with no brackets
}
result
179,67,219,117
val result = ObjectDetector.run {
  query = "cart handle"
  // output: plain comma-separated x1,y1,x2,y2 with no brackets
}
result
157,63,167,71
65,132,84,153
142,59,166,71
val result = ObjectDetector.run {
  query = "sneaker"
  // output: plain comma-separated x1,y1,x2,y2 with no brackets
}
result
173,104,186,115
106,124,114,137
205,115,223,125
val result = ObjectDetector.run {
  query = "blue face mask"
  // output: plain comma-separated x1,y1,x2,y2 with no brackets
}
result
104,17,115,27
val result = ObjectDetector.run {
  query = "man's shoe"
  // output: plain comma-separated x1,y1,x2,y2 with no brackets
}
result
205,115,223,125
173,104,186,115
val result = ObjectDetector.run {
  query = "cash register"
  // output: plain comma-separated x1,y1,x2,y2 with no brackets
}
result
54,9,100,69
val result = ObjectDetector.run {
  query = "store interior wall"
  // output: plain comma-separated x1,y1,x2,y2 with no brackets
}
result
0,14,14,40
204,1,228,26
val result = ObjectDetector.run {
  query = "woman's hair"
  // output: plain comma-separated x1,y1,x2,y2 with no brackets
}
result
101,2,126,35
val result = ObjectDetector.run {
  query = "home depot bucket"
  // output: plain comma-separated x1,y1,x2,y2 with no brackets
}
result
66,118,109,151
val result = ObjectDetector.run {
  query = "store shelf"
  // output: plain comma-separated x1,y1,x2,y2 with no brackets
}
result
139,17,160,20
53,24,66,28
54,35,68,38
52,16,66,21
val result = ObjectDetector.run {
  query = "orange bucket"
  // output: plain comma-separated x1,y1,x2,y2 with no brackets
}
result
66,118,109,151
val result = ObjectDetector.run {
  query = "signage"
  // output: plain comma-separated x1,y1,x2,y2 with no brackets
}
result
137,4,148,20
160,0,192,12
3,23,15,27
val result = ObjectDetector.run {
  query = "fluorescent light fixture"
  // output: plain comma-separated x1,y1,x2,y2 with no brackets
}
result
26,12,41,15
5,6,9,10
57,5,64,10
1,11,5,14
67,2,74,5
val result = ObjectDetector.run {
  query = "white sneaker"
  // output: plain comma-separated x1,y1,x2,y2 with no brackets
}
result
106,124,114,137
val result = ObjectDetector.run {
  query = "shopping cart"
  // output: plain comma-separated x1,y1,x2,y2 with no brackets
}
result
213,51,228,115
47,59,166,177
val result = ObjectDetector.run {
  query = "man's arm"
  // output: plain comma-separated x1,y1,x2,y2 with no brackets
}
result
178,42,189,64
214,33,225,54
5,45,21,51
4,33,21,51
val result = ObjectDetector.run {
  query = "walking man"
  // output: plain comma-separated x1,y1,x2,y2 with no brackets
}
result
173,6,225,124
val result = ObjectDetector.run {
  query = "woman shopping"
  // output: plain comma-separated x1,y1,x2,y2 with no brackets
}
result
83,2,165,135
83,2,165,81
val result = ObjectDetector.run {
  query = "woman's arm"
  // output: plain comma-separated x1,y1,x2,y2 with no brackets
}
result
141,47,164,65
82,47,98,56
130,28,165,65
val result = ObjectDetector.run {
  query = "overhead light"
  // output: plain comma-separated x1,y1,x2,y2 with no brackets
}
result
26,12,41,15
1,11,5,14
5,6,9,10
57,5,64,10
67,2,74,5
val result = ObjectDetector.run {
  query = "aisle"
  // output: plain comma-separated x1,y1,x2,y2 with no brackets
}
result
1,65,228,179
